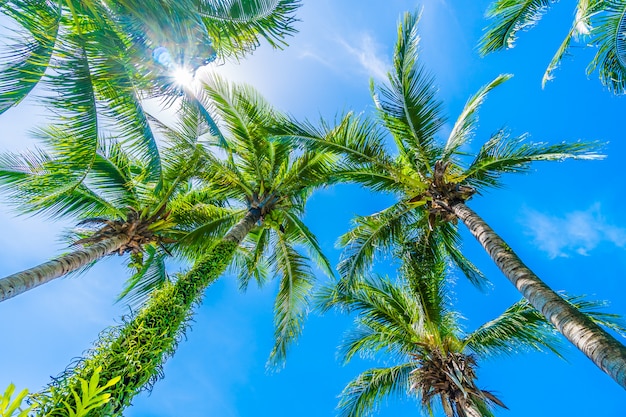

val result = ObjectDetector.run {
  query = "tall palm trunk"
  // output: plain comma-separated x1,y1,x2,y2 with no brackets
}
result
33,209,261,417
0,234,129,303
451,202,626,389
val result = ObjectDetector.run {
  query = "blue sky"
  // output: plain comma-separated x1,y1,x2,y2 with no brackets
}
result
0,1,625,416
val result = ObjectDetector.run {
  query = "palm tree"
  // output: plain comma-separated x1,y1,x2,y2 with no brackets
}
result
283,11,626,388
318,241,624,417
0,0,301,187
479,0,626,93
0,120,215,303
31,75,337,416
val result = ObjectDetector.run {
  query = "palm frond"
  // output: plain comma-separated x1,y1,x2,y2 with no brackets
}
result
200,0,301,58
442,74,512,161
320,276,421,359
438,222,488,289
465,293,626,359
542,26,575,87
337,202,416,285
462,131,605,190
0,148,119,219
480,0,556,54
375,11,445,171
338,364,414,417
282,211,334,278
232,227,270,291
0,0,60,113
464,298,564,359
267,234,315,367
117,245,171,308
276,112,395,172
588,1,626,93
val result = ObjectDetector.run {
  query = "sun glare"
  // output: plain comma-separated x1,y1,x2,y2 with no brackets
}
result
172,67,194,88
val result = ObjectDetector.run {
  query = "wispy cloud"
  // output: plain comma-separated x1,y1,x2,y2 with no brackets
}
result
337,33,389,81
523,204,626,259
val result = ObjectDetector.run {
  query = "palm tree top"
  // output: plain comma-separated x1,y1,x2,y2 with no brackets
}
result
319,238,625,417
287,11,603,288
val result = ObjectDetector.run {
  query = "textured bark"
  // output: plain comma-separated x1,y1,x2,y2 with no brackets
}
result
34,208,263,416
452,202,626,389
0,235,128,302
224,207,262,243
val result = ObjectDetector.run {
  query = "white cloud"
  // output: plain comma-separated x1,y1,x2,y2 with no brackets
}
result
523,204,626,259
338,33,389,81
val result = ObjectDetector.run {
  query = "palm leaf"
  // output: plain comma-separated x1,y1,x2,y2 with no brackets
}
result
588,0,626,93
200,0,301,58
442,74,512,161
480,0,556,54
338,364,414,417
464,298,564,359
337,202,417,285
461,131,604,190
375,11,445,171
117,245,170,308
0,0,60,113
267,233,315,367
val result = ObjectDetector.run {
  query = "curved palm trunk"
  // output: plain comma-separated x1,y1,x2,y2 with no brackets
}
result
0,235,129,303
33,209,261,416
452,202,626,389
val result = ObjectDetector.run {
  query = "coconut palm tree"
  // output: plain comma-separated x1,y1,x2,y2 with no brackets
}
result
31,75,337,416
282,11,626,388
0,116,221,303
318,241,624,417
479,0,626,93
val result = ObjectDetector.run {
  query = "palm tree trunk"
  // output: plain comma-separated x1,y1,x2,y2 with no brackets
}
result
451,202,626,389
0,235,129,303
33,209,261,416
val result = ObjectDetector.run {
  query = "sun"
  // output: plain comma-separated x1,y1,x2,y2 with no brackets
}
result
172,66,195,88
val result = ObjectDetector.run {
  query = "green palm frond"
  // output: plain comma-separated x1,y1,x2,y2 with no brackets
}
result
465,294,626,358
117,245,171,307
171,203,244,258
400,238,451,333
321,277,421,357
542,25,575,87
338,364,414,417
438,222,488,289
564,294,626,337
588,1,626,93
87,142,141,210
375,12,445,171
267,232,315,367
442,74,512,162
479,0,556,54
463,298,564,359
0,148,119,219
337,202,417,285
275,150,338,198
201,0,301,58
282,211,333,277
232,227,271,291
461,132,605,190
0,0,60,113
277,112,395,170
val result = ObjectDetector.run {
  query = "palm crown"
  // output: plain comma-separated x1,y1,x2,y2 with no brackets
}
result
479,0,626,93
319,241,623,417
177,75,339,362
288,11,601,288
0,113,230,303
